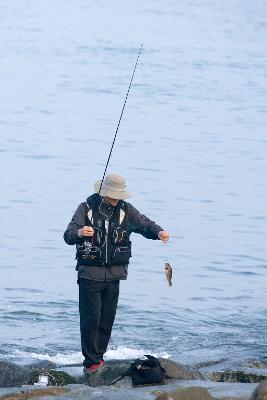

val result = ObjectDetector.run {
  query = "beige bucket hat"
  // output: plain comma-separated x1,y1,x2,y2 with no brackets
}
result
94,173,132,200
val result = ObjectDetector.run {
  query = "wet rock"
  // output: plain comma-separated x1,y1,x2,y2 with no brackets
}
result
85,365,127,386
0,361,76,388
155,386,213,400
0,387,70,400
0,362,30,388
0,358,205,388
210,370,267,383
194,359,228,369
250,381,267,400
26,361,57,371
247,361,267,370
77,360,131,387
28,369,77,386
77,358,205,387
159,358,205,380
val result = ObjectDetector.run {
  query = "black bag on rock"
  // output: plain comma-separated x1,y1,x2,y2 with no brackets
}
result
128,355,166,386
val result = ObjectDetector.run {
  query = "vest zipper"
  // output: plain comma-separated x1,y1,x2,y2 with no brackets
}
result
105,220,109,264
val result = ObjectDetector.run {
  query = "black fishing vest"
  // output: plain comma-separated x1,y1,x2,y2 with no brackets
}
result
76,196,132,267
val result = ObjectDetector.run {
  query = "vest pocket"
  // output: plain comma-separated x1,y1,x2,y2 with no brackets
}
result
112,246,132,265
112,228,127,244
76,244,102,266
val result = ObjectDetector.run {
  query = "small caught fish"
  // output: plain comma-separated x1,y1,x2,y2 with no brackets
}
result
164,260,173,286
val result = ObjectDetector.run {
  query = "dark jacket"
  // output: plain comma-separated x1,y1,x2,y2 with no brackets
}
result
64,194,163,281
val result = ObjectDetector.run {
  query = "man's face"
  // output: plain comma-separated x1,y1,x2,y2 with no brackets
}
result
103,196,119,207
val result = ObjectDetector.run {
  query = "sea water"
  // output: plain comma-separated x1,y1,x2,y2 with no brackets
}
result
0,0,266,370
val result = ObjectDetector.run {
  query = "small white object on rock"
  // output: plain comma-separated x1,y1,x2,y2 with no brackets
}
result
34,375,48,386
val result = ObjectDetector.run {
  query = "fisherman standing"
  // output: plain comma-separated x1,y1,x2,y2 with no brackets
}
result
64,173,170,373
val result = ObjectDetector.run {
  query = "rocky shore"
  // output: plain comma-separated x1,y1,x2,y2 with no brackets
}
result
0,358,266,400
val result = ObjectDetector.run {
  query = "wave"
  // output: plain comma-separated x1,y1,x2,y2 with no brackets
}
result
2,346,170,366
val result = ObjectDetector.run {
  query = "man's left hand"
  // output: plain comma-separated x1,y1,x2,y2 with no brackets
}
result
158,231,170,243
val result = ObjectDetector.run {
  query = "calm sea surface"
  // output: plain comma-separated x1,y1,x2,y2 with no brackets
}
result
0,0,266,369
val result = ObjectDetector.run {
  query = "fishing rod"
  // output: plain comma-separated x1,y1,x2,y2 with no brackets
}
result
98,43,143,194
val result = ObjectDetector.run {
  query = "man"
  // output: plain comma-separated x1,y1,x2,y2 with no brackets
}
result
64,173,169,373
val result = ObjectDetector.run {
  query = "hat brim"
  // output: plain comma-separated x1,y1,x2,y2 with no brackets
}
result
94,180,132,200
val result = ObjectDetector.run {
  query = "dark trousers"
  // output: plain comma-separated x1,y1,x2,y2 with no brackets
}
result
78,278,120,367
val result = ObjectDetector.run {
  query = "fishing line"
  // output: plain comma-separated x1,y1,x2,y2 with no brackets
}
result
98,43,143,194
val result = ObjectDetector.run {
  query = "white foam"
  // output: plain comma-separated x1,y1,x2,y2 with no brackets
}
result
8,346,170,365
10,349,83,365
105,346,145,360
105,346,170,360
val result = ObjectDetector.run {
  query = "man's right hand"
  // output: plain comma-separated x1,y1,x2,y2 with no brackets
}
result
78,226,94,238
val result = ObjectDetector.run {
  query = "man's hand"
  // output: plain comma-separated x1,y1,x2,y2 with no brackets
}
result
78,226,94,238
158,230,170,243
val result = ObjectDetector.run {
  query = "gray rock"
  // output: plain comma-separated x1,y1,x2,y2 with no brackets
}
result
250,381,267,400
77,360,132,387
0,362,30,387
194,359,227,369
159,358,205,380
78,358,205,387
214,397,247,400
0,361,76,388
155,386,213,400
247,360,267,369
0,358,205,388
210,370,267,383
77,358,205,387
155,394,175,400
0,387,70,399
26,360,57,370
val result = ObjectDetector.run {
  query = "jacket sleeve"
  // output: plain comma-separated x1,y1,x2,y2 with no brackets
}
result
127,204,163,240
63,203,86,245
